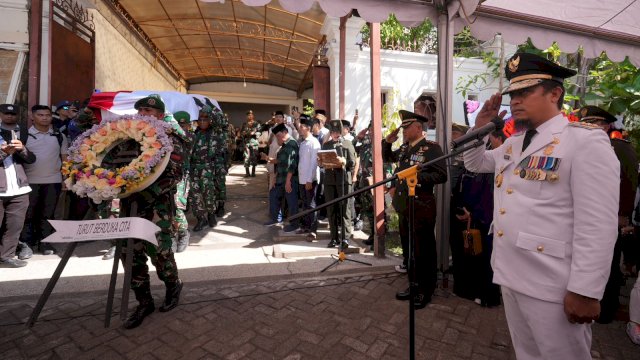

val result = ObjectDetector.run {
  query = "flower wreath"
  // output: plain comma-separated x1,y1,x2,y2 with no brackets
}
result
62,115,174,203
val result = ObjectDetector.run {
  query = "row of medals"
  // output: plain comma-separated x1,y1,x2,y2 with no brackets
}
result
495,138,561,188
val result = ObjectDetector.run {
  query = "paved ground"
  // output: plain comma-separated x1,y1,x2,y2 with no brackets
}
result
1,164,638,359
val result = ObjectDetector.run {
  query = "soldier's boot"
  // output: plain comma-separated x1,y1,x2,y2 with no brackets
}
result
208,212,218,227
176,229,190,253
251,166,256,177
123,289,155,329
327,239,339,248
159,279,183,312
244,167,251,177
193,217,209,232
215,201,225,217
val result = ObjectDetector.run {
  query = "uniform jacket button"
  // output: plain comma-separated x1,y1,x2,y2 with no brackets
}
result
506,188,514,194
497,230,504,237
536,245,544,252
499,208,506,214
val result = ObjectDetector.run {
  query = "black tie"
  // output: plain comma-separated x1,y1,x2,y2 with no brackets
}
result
522,129,537,151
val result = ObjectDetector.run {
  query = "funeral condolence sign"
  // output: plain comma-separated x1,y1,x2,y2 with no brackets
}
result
42,218,159,246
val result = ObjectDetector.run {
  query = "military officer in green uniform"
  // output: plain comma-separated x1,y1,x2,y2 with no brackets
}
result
382,110,447,309
172,111,193,252
189,108,220,232
578,105,638,324
320,120,356,249
240,110,260,177
121,94,186,329
209,105,228,216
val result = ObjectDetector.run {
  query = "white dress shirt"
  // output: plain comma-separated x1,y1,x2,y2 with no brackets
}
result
298,134,320,185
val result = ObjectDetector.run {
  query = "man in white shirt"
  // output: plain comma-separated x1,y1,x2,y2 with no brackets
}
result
20,105,68,257
296,115,321,239
0,104,35,268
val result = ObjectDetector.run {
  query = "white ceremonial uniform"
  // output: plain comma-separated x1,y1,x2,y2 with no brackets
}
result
464,114,620,359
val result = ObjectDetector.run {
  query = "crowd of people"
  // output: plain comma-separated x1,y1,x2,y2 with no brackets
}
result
0,51,638,352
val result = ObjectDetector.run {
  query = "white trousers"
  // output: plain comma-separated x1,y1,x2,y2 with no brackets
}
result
501,286,592,360
631,276,640,324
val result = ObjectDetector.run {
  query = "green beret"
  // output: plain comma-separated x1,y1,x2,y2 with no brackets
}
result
134,94,165,112
174,111,191,124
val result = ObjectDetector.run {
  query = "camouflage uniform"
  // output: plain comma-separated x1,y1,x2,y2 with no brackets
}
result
241,120,260,173
173,111,194,252
189,115,221,228
123,131,186,305
211,109,228,210
354,128,374,241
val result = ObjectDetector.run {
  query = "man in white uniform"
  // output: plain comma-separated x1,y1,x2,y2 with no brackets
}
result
464,52,619,359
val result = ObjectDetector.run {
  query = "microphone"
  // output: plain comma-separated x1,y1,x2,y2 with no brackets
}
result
451,117,503,148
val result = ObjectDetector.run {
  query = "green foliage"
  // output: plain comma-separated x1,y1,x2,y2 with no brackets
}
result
455,50,501,98
453,27,484,58
302,99,315,117
360,14,437,53
586,56,640,116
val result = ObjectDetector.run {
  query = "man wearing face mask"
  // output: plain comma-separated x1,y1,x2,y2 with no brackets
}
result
464,53,619,359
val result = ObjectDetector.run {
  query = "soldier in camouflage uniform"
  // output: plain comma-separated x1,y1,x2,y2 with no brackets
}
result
190,108,220,232
354,122,374,249
172,111,193,253
118,94,186,329
240,110,260,177
244,133,260,178
210,104,229,217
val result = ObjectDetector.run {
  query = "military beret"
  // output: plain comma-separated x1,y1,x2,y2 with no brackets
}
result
503,52,576,95
579,106,617,124
328,120,343,133
399,110,428,128
341,120,351,129
0,104,18,114
452,123,469,134
174,111,191,124
134,94,165,112
271,123,287,134
275,110,284,116
299,114,314,128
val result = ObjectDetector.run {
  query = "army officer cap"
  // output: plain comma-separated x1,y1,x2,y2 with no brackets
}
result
399,110,428,128
502,52,577,95
578,106,617,124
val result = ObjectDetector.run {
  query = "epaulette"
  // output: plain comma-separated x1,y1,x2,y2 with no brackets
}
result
568,122,600,130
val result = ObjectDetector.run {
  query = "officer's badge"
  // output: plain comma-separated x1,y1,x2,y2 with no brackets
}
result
508,55,520,73
495,173,503,188
543,146,554,155
552,137,560,145
581,108,588,117
148,99,156,106
7,106,13,111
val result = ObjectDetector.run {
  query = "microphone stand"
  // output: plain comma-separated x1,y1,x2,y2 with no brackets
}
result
287,138,486,360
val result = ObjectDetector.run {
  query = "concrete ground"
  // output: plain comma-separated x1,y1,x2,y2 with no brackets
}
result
0,164,638,359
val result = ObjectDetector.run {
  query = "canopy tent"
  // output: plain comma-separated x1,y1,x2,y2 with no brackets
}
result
200,0,639,265
203,0,640,65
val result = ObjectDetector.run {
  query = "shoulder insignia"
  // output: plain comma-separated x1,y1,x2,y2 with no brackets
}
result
568,122,600,130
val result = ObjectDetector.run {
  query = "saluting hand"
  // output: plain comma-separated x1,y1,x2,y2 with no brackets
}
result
385,128,400,143
475,92,507,128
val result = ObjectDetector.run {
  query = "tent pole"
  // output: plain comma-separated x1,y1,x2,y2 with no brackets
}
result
436,8,453,280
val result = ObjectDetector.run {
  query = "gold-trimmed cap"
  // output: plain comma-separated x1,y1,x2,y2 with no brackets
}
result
578,105,617,124
502,53,576,94
399,110,428,128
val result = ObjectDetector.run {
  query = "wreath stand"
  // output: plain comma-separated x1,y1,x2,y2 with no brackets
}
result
27,198,148,328
289,139,485,360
